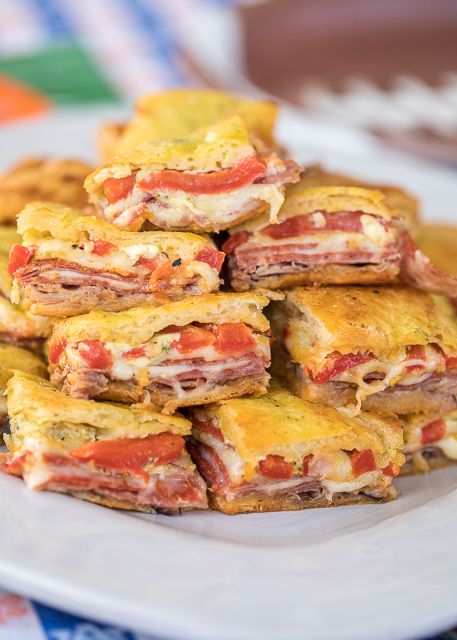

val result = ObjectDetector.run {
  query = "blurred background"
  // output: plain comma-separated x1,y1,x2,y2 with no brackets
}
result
1,0,457,164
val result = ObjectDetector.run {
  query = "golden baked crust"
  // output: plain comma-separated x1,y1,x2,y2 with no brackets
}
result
278,286,457,366
208,486,397,514
5,373,190,455
63,491,154,513
195,386,404,479
0,226,20,254
85,116,260,196
116,89,277,153
233,185,393,233
51,292,271,344
98,373,270,415
230,262,399,291
416,224,457,277
0,295,53,342
0,345,47,391
296,165,419,232
97,122,127,162
0,157,93,224
17,201,213,257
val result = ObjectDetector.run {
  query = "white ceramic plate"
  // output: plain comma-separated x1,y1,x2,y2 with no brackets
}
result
1,108,457,640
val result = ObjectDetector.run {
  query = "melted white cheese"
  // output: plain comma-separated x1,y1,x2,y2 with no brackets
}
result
321,470,382,496
248,213,396,252
437,435,457,459
23,453,52,490
34,237,160,275
105,183,285,228
335,344,446,411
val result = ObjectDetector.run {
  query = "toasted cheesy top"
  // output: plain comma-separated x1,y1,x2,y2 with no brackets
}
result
50,292,271,345
194,387,403,479
5,373,190,455
276,286,457,366
116,88,278,153
85,116,261,193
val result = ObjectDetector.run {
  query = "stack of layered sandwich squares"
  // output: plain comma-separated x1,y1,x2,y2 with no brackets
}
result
1,88,457,515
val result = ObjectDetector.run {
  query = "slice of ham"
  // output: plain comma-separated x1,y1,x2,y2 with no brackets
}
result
188,438,388,504
233,244,400,269
399,230,457,297
16,259,151,294
3,451,208,512
15,259,212,316
228,222,457,298
53,351,270,400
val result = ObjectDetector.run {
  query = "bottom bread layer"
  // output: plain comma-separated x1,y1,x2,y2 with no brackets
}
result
208,486,397,515
96,373,270,413
230,261,399,292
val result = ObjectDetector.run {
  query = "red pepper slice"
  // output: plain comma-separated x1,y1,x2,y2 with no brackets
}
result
91,239,117,256
214,323,256,354
78,340,113,369
194,247,225,272
137,155,266,195
313,352,374,384
421,419,446,445
70,433,185,482
8,244,35,276
221,231,251,255
302,454,314,476
123,346,147,360
135,255,159,271
262,211,364,240
350,449,377,477
49,337,67,365
103,174,136,204
258,454,295,479
172,326,216,354
382,462,401,477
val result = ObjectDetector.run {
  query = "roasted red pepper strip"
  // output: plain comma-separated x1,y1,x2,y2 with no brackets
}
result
78,340,113,369
173,326,216,354
103,174,136,204
258,454,295,479
214,323,256,354
137,155,266,195
421,419,446,445
262,211,364,240
313,352,374,384
8,244,35,276
70,433,185,482
302,454,314,477
382,462,401,477
195,247,225,271
350,449,377,477
49,338,67,365
123,346,147,360
135,255,159,271
91,239,117,256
